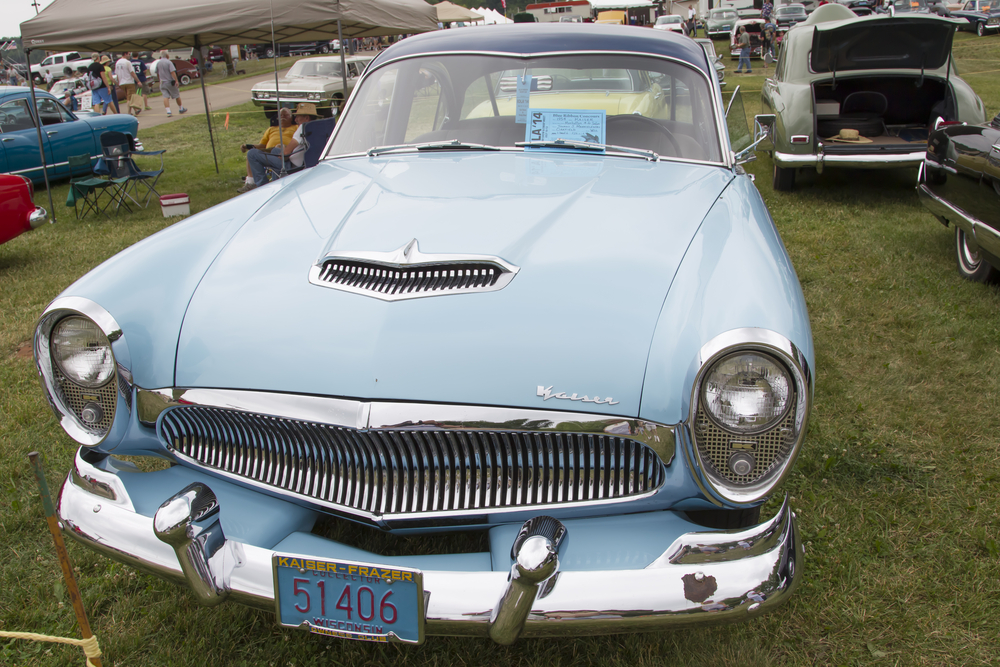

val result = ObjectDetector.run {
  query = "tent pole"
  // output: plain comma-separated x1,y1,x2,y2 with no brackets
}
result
269,0,287,177
194,35,220,173
337,16,348,120
25,48,56,224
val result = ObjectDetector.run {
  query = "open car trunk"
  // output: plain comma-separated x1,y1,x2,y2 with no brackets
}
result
812,75,951,153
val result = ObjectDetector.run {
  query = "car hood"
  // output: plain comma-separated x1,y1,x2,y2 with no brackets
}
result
175,152,733,417
254,78,342,92
810,15,960,72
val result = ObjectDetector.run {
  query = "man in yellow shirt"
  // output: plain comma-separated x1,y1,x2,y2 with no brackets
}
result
239,107,297,191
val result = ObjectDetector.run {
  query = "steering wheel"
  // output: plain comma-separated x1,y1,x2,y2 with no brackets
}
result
0,112,11,126
606,114,680,157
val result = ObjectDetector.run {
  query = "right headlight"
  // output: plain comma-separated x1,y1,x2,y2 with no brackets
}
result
688,329,811,505
35,297,132,447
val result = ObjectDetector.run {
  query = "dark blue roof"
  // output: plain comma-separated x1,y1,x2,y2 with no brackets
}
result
371,24,711,73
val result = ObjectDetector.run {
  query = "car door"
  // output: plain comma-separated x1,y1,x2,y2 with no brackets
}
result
976,123,1000,251
0,95,54,183
34,95,95,178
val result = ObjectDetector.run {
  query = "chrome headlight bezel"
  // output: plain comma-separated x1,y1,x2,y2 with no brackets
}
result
686,329,812,506
35,296,133,447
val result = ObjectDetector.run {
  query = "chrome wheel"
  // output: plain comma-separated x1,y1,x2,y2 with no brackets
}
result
955,226,998,283
977,21,985,37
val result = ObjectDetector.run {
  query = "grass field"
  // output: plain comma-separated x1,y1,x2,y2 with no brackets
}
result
2,31,999,667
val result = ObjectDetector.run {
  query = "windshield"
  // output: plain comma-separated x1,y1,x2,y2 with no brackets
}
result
656,15,683,23
328,54,722,163
711,10,738,19
776,6,807,16
286,59,344,78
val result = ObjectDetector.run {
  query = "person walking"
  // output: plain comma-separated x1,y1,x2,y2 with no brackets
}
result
762,19,776,69
130,55,153,111
735,26,752,74
152,52,188,116
87,53,116,114
115,51,139,114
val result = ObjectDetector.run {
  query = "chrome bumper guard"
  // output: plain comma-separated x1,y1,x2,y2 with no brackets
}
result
58,450,802,642
775,149,925,171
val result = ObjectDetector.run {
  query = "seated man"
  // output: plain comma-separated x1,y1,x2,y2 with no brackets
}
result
238,107,298,192
240,103,319,192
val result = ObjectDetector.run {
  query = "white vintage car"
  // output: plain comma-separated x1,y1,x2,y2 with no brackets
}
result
250,54,373,118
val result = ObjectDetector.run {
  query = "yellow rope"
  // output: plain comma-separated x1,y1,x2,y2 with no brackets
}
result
0,630,101,666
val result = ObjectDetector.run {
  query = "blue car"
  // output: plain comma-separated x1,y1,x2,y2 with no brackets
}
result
35,25,813,645
0,86,137,183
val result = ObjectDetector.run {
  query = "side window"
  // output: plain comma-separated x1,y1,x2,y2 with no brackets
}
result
0,98,38,133
348,63,360,78
36,97,74,125
68,53,81,62
42,57,53,66
774,44,787,81
55,56,64,65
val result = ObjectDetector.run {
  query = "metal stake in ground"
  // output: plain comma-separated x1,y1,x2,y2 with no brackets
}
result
28,452,103,667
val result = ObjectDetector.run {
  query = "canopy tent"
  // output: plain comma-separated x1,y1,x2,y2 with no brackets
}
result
588,0,655,8
18,0,439,221
19,0,440,52
471,7,514,24
435,1,484,23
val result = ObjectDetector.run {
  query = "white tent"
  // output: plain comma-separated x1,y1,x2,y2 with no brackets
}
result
472,7,514,24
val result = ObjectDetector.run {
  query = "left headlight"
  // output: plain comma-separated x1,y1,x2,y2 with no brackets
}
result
687,329,811,505
35,297,132,447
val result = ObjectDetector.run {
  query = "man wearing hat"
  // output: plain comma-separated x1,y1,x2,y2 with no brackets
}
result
240,102,319,192
87,53,116,114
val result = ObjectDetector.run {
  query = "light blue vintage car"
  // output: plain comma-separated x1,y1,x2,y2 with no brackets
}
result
0,86,137,183
36,25,813,645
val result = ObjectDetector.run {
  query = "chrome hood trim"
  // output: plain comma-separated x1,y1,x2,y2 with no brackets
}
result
308,239,519,301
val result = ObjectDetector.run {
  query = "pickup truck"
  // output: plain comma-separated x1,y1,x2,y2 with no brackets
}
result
30,51,93,84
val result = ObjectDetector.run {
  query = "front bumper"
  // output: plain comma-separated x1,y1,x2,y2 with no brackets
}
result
58,448,802,642
251,95,332,108
775,149,925,171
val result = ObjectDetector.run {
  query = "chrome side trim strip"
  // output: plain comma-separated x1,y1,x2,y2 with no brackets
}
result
917,180,1000,258
58,450,803,639
774,150,925,169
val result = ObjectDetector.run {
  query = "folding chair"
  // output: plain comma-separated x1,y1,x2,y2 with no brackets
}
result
66,154,112,220
100,131,166,208
263,117,337,181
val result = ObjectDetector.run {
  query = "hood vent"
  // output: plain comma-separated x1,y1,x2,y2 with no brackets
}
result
309,239,519,301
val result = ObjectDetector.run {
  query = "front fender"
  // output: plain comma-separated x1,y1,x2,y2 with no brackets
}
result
50,184,286,389
638,174,814,426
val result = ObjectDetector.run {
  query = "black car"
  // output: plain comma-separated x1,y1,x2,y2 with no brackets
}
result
774,3,809,30
836,0,875,16
251,41,334,59
951,0,1000,35
918,113,1000,283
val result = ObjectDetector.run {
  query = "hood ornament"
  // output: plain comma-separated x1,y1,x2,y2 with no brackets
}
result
309,240,519,301
537,386,619,406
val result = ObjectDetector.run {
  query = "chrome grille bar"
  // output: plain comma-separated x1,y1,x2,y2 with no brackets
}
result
159,406,664,519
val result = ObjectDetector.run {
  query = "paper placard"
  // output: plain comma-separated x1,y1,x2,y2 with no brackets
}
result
524,109,606,148
515,74,531,124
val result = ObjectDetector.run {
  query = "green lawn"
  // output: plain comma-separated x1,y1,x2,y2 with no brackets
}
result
2,32,1000,667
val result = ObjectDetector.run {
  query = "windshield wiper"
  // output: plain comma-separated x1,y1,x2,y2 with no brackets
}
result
515,139,659,161
367,140,501,156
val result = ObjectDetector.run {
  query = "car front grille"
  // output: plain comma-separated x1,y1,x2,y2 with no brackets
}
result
159,406,664,519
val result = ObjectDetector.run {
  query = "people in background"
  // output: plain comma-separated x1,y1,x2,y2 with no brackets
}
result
87,52,115,114
238,107,298,192
152,51,188,116
130,55,153,112
735,25,752,74
115,51,138,115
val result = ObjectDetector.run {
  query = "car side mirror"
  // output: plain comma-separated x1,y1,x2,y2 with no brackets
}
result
734,114,775,165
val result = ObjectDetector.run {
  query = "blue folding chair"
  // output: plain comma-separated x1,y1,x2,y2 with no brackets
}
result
100,131,166,208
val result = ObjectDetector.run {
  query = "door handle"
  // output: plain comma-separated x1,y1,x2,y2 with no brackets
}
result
46,130,58,136
992,144,1000,151
1,137,13,142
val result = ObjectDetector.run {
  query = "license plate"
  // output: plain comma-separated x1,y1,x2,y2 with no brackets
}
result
273,553,424,644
